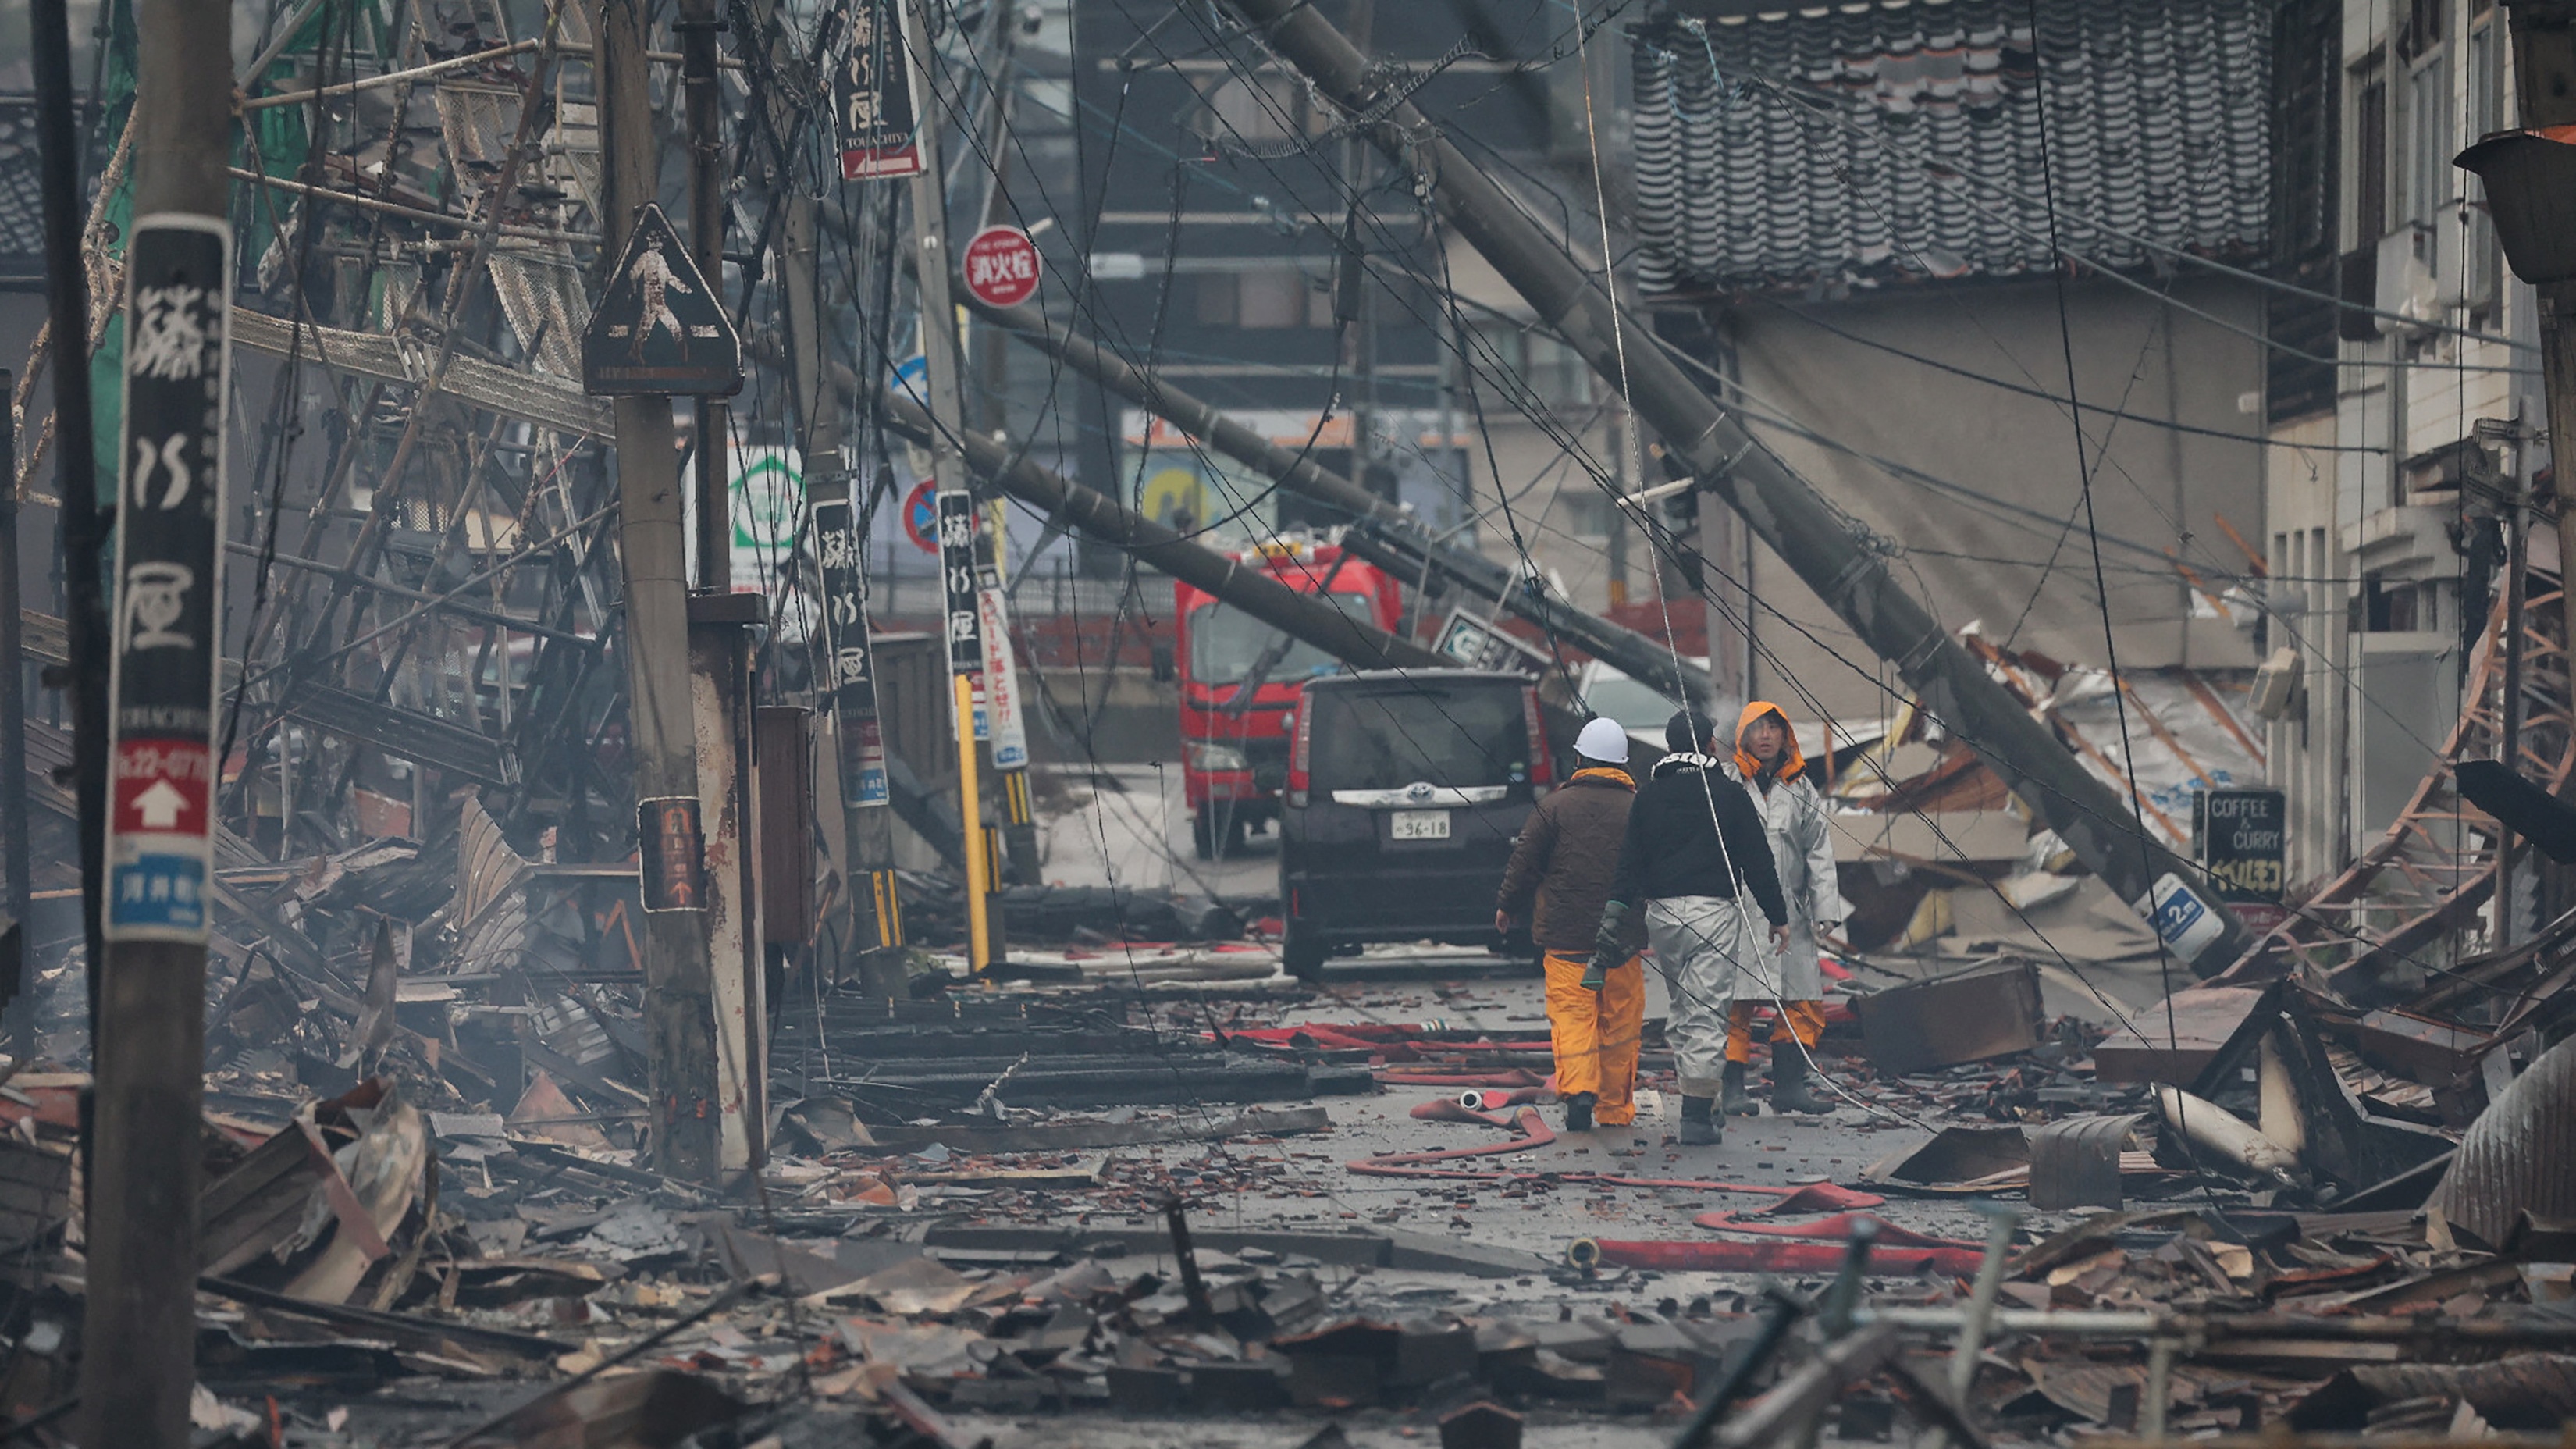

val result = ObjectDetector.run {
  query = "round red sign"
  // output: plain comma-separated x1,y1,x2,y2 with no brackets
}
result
962,225,1041,308
902,481,940,554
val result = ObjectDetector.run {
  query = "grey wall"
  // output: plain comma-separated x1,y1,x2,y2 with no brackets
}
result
1717,276,2268,726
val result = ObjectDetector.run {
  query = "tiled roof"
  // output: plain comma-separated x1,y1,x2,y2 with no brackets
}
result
1629,0,2273,296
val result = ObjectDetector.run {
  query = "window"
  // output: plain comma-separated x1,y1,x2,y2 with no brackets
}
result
2354,64,2389,242
1469,322,1592,412
1188,594,1378,687
1307,680,1532,792
2406,49,2451,276
1238,269,1322,329
1196,273,1238,326
2466,17,2505,312
1198,269,1327,329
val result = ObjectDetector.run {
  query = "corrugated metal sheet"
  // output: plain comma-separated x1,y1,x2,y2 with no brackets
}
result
1629,0,2272,294
2432,1030,2576,1250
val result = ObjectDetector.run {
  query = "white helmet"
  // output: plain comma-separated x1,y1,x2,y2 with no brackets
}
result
1575,716,1630,765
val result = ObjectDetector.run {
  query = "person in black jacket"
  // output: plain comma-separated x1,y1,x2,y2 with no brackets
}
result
1587,707,1790,1145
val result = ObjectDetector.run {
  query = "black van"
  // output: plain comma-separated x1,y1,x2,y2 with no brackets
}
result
1278,669,1553,980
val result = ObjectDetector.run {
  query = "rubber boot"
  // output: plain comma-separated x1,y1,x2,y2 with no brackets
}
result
1564,1092,1596,1133
1770,1048,1828,1115
1677,1096,1721,1145
1720,1061,1757,1116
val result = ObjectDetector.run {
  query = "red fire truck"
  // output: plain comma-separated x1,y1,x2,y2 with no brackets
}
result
1176,541,1402,858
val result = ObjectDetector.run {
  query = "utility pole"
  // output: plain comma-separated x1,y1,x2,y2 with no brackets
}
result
2500,4,2576,658
783,194,902,956
0,373,29,1055
900,0,1002,971
596,0,720,1182
82,0,230,1437
962,290,1712,706
27,0,102,1024
1225,0,2255,976
676,0,764,1173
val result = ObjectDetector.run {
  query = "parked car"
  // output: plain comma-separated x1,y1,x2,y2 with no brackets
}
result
1277,669,1552,981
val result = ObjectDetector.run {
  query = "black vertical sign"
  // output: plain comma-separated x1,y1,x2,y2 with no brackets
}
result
2192,788,2287,903
836,0,923,180
103,216,229,944
936,489,982,674
813,493,888,808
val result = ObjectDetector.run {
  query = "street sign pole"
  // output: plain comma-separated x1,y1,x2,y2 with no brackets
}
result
900,0,1003,970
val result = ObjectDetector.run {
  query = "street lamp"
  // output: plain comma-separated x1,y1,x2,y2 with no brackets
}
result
2457,127,2576,283
2458,126,2576,713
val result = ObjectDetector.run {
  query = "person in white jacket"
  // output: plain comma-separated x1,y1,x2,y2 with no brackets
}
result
1723,702,1848,1116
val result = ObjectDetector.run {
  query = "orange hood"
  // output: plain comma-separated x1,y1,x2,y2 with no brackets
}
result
1734,700,1805,785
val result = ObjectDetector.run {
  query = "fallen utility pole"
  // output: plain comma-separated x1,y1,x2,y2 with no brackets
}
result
877,393,1455,675
1224,0,2253,976
963,290,1711,707
758,335,1577,728
597,0,720,1182
83,0,232,1437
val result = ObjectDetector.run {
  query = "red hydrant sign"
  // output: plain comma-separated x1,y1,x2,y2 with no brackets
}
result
962,226,1041,308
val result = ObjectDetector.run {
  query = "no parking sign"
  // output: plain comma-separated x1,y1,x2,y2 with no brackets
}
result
902,480,938,554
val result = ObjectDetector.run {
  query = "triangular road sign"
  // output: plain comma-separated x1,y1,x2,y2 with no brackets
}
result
583,202,743,397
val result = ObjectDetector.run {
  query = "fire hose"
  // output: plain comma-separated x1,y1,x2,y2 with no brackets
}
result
1349,1099,1889,1206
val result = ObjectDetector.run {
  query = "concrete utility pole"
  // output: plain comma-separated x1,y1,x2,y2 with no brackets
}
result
1224,0,2255,976
0,376,28,1050
900,0,1004,970
597,0,721,1181
27,0,103,1025
676,0,765,1173
962,291,1713,706
782,196,903,955
81,0,230,1437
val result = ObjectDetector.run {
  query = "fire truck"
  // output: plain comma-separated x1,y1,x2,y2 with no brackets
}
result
1176,540,1402,858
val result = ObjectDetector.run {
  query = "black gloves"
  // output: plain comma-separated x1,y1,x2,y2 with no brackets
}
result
1582,900,1631,991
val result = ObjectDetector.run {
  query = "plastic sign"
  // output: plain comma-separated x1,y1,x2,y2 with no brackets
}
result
813,494,890,809
936,490,984,674
105,215,229,943
2132,872,2228,965
961,226,1041,308
837,0,923,180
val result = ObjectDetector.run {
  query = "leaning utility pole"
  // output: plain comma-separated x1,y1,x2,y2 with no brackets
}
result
1224,0,2254,975
962,290,1712,706
82,0,231,1436
900,0,1002,971
596,0,721,1181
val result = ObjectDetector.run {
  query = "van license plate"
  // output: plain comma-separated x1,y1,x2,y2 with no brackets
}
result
1391,810,1451,841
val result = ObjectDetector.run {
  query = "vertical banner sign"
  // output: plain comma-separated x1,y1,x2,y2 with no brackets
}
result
977,586,1030,770
104,215,229,944
813,496,889,808
836,0,923,180
936,490,983,674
